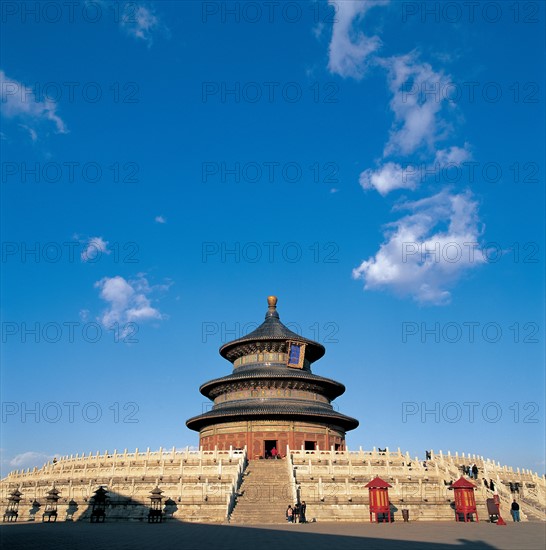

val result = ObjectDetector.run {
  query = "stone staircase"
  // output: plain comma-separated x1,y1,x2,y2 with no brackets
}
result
229,460,293,524
519,497,546,522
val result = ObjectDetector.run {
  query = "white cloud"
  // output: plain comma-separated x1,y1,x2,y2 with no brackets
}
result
327,0,387,79
322,5,485,305
434,144,472,166
120,3,166,46
359,161,419,195
79,308,90,322
81,236,110,262
361,144,472,195
352,190,485,305
312,21,325,40
94,275,165,331
155,215,166,224
18,124,38,142
381,53,452,156
0,70,68,138
9,451,55,470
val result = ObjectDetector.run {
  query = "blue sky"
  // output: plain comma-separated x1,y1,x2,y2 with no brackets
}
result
1,1,544,476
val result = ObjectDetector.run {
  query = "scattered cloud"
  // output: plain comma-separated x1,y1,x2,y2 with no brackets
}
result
81,236,110,262
79,309,90,322
0,70,68,139
94,274,168,333
359,161,419,195
381,52,453,157
8,451,55,470
323,3,484,304
312,21,325,40
352,190,484,305
361,144,472,195
18,124,38,142
434,144,472,166
154,215,166,224
327,0,387,79
120,3,167,46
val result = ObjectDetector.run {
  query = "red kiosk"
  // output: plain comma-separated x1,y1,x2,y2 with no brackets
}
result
450,477,479,522
365,476,392,523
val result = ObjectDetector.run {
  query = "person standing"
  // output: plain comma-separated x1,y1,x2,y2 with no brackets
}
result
511,500,520,522
271,447,278,459
286,505,293,523
293,502,300,524
300,501,307,523
472,464,478,479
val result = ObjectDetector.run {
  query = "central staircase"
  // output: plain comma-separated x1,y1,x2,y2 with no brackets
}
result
229,460,293,524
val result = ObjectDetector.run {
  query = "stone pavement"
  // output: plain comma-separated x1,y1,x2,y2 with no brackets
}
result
1,521,545,550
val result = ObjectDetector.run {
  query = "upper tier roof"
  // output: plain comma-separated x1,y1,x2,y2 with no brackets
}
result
199,367,346,400
219,296,326,363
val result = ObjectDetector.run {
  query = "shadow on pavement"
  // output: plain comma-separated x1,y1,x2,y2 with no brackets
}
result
0,521,509,550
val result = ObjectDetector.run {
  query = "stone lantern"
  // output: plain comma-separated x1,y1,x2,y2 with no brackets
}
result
365,477,392,523
148,486,164,523
90,486,108,522
163,497,177,520
28,499,41,521
66,498,79,521
450,477,479,522
42,487,60,522
3,488,22,522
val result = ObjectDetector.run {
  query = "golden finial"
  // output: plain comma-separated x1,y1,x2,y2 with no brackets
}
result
267,296,278,308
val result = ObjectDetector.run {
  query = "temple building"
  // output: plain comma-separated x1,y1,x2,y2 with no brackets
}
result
2,295,544,524
186,296,359,457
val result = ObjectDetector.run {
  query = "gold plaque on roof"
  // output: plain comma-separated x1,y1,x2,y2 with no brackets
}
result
286,341,306,369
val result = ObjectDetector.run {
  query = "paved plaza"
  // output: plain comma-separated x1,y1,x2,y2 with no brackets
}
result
1,521,545,550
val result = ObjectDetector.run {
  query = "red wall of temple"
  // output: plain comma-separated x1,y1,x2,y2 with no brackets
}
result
200,429,346,457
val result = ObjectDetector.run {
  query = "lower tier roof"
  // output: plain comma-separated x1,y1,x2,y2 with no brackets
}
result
186,403,359,432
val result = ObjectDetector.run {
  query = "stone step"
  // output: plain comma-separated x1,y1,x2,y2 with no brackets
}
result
238,481,287,485
231,506,286,517
235,505,287,510
241,478,287,481
242,475,288,478
233,506,286,517
229,460,294,523
243,474,288,477
240,483,289,487
235,501,287,504
232,520,289,523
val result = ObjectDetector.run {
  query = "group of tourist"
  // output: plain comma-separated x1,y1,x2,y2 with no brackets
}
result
264,447,279,459
286,501,307,523
482,478,496,491
461,463,479,479
509,482,521,494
